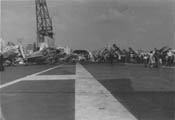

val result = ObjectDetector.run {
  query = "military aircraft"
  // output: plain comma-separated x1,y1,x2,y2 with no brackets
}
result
0,41,25,66
73,50,91,62
26,47,61,65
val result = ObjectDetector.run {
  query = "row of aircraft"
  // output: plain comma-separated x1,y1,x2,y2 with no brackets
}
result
0,38,175,65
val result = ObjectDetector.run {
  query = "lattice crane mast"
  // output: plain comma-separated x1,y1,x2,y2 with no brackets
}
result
35,0,54,48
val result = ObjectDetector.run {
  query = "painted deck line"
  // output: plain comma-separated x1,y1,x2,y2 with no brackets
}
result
28,64,63,77
124,63,175,69
161,66,175,69
0,107,5,120
75,63,137,120
0,65,63,89
24,75,76,80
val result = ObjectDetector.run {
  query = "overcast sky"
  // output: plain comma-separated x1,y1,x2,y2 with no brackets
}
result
1,0,175,51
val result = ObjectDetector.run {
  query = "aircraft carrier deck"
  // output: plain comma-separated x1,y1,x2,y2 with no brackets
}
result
0,63,175,120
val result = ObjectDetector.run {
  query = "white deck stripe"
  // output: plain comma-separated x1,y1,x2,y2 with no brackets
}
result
161,66,175,69
0,65,63,89
125,63,175,69
24,75,76,80
75,63,138,120
28,64,63,77
0,107,5,120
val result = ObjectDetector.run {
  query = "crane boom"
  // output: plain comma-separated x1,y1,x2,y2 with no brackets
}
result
35,0,54,48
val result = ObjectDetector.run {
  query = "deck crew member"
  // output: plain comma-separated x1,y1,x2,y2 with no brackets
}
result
0,53,4,71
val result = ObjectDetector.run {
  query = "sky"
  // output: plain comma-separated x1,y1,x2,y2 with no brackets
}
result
1,0,175,51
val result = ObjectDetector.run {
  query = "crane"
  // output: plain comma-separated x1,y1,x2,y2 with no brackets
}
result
35,0,54,48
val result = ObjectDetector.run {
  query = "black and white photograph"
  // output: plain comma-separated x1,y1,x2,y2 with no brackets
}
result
0,0,175,120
